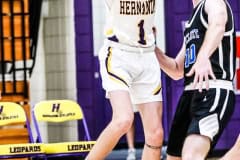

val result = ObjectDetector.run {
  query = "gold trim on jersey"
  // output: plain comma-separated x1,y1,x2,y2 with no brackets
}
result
105,29,114,36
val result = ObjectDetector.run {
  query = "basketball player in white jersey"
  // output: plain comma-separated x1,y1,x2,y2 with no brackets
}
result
155,0,240,159
86,0,163,159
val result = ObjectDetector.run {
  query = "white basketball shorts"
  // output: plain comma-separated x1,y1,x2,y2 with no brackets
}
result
98,40,162,104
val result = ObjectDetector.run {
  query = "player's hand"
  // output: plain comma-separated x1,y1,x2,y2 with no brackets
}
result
186,56,216,92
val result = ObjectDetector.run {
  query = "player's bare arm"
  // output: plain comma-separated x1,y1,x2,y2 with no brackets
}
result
155,42,185,80
186,0,227,91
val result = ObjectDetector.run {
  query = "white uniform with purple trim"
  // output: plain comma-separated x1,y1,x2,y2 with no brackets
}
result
99,0,162,104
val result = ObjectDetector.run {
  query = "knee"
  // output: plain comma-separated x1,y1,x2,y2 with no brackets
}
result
145,126,163,145
111,114,134,133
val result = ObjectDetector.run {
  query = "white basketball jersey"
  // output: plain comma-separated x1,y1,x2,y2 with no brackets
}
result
104,0,156,48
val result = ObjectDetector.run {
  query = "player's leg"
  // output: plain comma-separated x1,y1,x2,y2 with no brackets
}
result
129,50,163,160
126,105,137,151
86,44,136,159
166,155,182,160
219,134,240,160
182,134,210,160
181,88,235,160
86,91,134,160
126,122,135,150
138,101,163,160
166,91,193,160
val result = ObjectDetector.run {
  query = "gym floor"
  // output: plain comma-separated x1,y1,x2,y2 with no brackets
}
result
106,148,219,160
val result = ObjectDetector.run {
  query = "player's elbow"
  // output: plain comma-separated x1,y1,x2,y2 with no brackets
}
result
215,22,226,34
171,72,183,80
172,75,183,81
212,13,227,34
172,61,184,80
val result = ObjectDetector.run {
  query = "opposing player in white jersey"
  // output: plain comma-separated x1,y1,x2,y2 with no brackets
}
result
86,0,163,159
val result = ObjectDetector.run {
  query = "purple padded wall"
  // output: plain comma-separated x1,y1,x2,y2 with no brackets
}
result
164,0,240,150
74,0,96,139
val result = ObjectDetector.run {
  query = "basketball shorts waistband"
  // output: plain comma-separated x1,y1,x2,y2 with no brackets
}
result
184,80,233,91
105,40,155,53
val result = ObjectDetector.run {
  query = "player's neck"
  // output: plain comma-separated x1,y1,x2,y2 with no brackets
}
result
192,0,202,8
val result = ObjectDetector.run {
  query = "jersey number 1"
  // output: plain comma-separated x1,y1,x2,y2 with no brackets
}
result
138,20,146,45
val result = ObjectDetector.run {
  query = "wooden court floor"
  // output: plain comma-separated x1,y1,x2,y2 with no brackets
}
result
106,148,219,160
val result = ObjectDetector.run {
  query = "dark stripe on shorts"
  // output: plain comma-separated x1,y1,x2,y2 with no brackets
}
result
153,87,161,95
105,47,129,87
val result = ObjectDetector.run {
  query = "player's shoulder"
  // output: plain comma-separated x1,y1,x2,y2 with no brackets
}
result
205,0,226,9
204,0,227,15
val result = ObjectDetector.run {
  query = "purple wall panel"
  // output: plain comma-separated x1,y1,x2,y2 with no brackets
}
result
75,17,92,34
234,14,239,30
77,72,93,89
232,100,240,119
165,0,240,151
229,0,239,12
77,90,93,107
174,2,190,14
76,53,92,71
174,32,184,51
221,120,240,148
75,0,90,15
75,35,92,52
78,107,95,141
74,0,97,140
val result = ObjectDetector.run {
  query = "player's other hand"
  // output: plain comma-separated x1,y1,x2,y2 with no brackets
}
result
186,56,216,92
